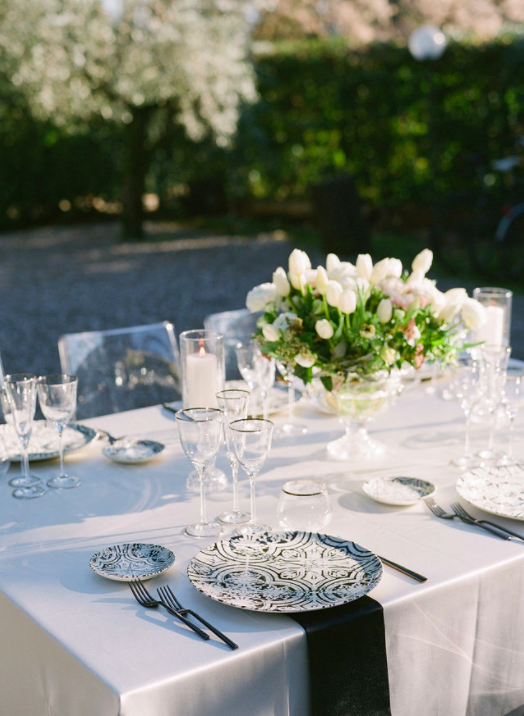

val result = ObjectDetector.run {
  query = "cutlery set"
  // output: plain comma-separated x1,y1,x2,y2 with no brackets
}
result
424,496,524,542
129,579,238,650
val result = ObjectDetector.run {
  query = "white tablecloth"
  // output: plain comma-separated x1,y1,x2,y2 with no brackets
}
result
1,386,524,716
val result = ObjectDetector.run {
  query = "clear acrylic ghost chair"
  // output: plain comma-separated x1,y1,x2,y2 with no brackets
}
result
204,309,260,380
58,321,182,419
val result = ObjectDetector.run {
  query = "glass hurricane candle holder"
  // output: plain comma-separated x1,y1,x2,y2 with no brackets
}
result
180,330,225,409
472,287,512,348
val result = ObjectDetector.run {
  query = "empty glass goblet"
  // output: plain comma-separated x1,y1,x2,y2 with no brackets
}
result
276,361,307,436
176,408,224,538
277,480,332,531
37,374,81,489
477,344,511,462
235,341,275,420
229,418,273,535
450,359,483,468
216,389,250,525
5,374,45,499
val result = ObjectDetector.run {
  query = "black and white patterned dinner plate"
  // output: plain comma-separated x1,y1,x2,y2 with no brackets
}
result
90,543,175,581
187,531,382,613
102,438,165,464
0,421,97,461
456,465,524,521
362,476,436,506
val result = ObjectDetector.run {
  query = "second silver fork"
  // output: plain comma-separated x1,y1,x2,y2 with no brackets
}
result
424,497,510,540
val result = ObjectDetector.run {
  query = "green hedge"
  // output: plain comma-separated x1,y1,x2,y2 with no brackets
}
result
1,36,524,231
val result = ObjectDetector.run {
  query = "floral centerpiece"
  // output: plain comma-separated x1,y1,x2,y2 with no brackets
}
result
245,248,486,459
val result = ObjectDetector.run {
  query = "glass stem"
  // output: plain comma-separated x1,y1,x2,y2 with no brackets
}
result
464,410,472,459
249,473,257,524
230,458,240,513
198,466,207,524
287,381,295,420
261,390,268,421
58,425,65,477
508,415,515,461
22,445,30,482
488,406,496,453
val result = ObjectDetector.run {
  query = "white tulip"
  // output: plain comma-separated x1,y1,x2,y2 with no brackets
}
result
444,288,467,307
356,253,373,280
272,267,290,297
339,289,357,314
305,268,318,288
377,298,393,323
246,282,279,312
295,353,316,368
439,301,461,323
289,248,311,276
326,280,343,308
289,272,303,291
388,258,403,278
370,258,390,284
461,298,487,329
412,248,433,275
407,268,425,286
262,323,280,342
326,253,340,272
328,261,356,282
355,277,370,297
315,319,334,339
316,266,329,295
427,288,445,315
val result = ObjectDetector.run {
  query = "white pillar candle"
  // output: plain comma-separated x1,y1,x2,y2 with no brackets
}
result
185,351,219,407
475,305,505,347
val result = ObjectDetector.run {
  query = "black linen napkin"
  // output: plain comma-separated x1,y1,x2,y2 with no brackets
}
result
291,595,391,716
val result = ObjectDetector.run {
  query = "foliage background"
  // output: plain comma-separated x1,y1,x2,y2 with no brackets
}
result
1,36,524,238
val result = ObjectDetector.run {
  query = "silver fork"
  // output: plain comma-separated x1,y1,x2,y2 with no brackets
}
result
128,580,209,640
451,502,524,542
158,586,238,650
424,497,510,540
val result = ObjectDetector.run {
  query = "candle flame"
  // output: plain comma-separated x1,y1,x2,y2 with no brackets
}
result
198,343,206,357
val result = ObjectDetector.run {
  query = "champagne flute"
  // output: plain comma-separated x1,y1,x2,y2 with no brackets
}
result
276,361,307,436
498,369,524,466
235,341,275,420
216,389,250,525
451,360,482,468
5,374,45,499
229,418,273,535
477,345,511,462
176,408,224,538
37,375,81,489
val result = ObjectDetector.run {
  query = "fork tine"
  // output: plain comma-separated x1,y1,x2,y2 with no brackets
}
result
157,586,174,609
136,580,156,602
129,580,148,606
164,585,183,611
451,502,469,519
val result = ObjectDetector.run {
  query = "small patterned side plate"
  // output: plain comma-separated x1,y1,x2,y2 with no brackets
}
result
90,543,175,581
187,531,382,613
456,465,524,521
102,439,165,464
362,476,436,506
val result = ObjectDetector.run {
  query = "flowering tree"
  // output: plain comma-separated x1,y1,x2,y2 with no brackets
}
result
252,0,524,44
0,0,256,238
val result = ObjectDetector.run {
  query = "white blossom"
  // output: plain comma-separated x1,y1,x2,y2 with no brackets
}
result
273,267,290,297
315,319,334,339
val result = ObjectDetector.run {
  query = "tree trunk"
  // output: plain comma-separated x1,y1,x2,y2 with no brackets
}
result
122,106,151,240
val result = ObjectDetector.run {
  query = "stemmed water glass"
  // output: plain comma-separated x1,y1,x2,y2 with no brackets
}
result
216,389,250,525
37,374,81,489
276,361,307,436
175,408,224,538
228,418,273,535
235,341,275,421
451,359,483,468
498,369,524,466
4,374,45,499
477,344,511,463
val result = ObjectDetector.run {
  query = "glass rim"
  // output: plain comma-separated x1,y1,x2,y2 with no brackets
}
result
229,417,273,433
37,374,77,385
5,373,36,384
282,479,326,496
473,286,513,298
216,389,251,399
179,329,224,343
175,407,223,422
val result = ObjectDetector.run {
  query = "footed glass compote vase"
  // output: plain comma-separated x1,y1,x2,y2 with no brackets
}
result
314,372,402,461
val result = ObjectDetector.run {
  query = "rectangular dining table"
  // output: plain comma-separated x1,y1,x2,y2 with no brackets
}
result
1,382,524,716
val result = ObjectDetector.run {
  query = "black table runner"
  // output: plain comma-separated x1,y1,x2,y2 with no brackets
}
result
291,595,391,716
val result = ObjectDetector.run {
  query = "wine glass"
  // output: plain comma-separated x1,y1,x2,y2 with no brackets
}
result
235,341,275,420
450,359,483,468
37,374,81,489
175,408,224,538
228,418,273,534
498,368,524,466
276,361,307,436
4,374,45,499
477,344,511,462
215,389,250,525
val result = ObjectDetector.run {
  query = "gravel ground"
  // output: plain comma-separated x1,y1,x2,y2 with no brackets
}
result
0,221,522,376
